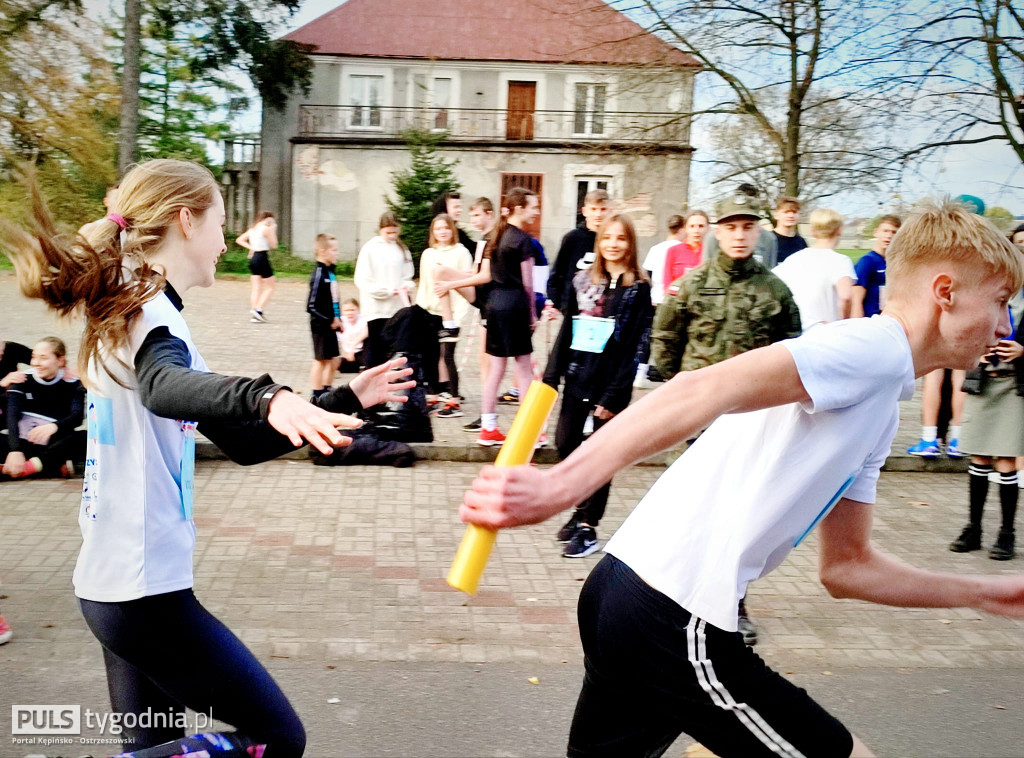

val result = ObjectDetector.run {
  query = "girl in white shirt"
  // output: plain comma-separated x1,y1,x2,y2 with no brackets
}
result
1,159,413,758
354,211,415,368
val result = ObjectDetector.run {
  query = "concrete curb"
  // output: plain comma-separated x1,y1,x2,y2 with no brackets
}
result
194,439,967,472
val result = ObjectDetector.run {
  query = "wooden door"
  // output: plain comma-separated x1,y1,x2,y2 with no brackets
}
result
500,173,543,238
506,81,536,140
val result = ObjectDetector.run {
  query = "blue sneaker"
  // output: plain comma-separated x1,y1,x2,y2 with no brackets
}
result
907,439,941,458
946,439,963,458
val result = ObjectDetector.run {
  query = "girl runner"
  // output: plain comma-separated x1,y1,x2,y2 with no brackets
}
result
1,159,414,758
236,211,278,323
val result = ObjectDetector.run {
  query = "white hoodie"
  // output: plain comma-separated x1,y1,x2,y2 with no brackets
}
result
354,236,415,321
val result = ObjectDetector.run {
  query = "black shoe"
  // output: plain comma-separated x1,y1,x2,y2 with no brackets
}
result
563,525,600,558
438,326,460,343
498,389,520,404
989,528,1016,560
463,416,482,433
555,512,581,543
737,613,758,646
950,524,982,552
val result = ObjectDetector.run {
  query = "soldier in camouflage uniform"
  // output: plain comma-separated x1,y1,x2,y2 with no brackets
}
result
650,193,801,646
652,195,801,380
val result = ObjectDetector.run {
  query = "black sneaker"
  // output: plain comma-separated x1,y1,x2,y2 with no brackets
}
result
463,416,482,433
438,326,460,343
738,613,758,646
498,389,519,404
555,512,581,543
950,524,982,552
989,528,1016,560
436,401,463,418
563,525,599,558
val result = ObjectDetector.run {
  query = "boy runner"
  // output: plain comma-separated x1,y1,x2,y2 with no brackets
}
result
460,200,1024,758
852,215,902,318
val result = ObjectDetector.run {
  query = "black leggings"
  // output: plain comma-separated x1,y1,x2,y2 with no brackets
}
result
78,589,305,757
555,393,611,527
440,341,459,397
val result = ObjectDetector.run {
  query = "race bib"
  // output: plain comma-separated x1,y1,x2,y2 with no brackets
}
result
180,421,197,521
571,315,615,354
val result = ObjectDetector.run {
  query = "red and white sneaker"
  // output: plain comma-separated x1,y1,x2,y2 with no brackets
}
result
535,432,548,449
0,615,12,644
477,428,506,447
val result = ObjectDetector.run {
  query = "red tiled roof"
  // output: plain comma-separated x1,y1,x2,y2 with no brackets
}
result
284,0,699,67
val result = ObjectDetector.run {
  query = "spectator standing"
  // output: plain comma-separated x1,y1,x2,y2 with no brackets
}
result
772,196,808,264
430,191,475,251
642,215,687,307
662,210,709,286
307,233,342,400
236,211,278,323
417,214,473,417
952,290,1024,561
436,188,540,446
651,194,802,645
548,190,609,312
355,211,415,369
772,208,855,331
544,214,652,557
702,184,779,268
852,215,901,318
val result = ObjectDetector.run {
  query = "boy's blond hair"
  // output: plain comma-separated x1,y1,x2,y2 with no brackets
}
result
887,198,1024,295
809,208,842,239
314,233,337,251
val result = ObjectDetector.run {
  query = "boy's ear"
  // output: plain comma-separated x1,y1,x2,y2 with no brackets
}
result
932,273,955,311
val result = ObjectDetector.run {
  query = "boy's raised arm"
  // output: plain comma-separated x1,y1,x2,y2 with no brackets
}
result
461,342,812,529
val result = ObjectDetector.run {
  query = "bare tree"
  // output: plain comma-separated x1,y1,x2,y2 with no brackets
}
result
622,0,899,201
893,0,1023,168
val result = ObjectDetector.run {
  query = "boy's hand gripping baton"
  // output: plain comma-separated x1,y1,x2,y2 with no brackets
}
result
447,381,558,594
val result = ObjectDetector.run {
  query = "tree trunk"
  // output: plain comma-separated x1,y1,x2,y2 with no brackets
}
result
118,0,141,176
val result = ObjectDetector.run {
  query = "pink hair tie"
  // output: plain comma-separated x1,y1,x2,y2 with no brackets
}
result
106,213,127,230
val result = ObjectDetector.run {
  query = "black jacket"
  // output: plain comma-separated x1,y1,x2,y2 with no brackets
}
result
544,272,653,415
547,226,596,312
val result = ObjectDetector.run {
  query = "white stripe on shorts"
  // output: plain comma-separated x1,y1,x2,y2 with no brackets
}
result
685,616,807,758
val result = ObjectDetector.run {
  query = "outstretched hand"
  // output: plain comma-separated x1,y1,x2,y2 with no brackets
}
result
459,464,569,529
267,390,362,454
349,357,416,408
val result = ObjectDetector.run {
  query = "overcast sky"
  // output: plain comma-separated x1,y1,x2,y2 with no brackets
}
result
84,0,1024,219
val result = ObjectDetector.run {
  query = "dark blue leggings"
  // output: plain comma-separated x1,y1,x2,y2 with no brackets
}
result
79,589,305,757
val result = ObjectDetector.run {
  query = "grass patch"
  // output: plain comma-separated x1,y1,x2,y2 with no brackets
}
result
0,255,12,270
837,249,868,264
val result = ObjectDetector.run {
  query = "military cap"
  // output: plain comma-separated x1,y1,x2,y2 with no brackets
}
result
714,193,762,224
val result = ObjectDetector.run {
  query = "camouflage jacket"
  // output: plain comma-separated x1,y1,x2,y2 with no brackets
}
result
651,252,802,377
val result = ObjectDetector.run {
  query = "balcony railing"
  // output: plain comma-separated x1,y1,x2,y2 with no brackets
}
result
297,106,689,146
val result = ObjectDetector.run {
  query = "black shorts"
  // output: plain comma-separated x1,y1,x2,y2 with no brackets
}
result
249,250,274,278
568,554,853,758
311,327,339,361
484,289,532,358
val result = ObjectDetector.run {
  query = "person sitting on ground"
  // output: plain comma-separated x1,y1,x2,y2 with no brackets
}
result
0,338,32,424
1,337,85,479
772,195,808,264
338,299,368,374
772,208,856,332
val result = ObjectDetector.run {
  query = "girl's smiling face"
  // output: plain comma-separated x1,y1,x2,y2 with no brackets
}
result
599,221,630,265
31,341,65,380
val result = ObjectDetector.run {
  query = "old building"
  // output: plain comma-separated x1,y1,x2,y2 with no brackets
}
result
260,0,698,258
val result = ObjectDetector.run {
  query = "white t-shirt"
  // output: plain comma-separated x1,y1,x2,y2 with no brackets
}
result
73,293,208,602
643,240,675,305
605,315,916,632
772,248,856,331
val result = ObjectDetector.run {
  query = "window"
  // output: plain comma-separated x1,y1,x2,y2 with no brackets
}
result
573,83,607,136
432,77,452,130
350,75,383,128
